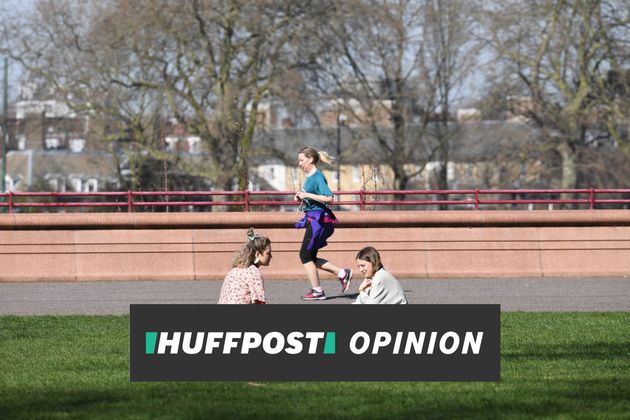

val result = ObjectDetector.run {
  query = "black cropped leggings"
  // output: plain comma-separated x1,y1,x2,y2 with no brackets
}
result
299,220,319,264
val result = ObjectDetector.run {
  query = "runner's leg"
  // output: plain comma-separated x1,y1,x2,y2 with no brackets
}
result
300,221,321,288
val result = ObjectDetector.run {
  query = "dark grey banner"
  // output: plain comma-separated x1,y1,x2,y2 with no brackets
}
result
130,304,500,381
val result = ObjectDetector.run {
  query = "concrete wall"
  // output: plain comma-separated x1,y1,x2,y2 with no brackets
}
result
1,211,630,282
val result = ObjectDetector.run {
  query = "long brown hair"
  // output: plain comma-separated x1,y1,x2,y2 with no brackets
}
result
232,228,271,268
299,146,334,165
356,246,384,272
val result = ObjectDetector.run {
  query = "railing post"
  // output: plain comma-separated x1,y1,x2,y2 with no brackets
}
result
589,188,594,210
127,190,133,213
244,190,249,212
475,189,480,210
8,190,12,213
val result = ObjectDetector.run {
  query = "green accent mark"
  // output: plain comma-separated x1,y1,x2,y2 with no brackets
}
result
324,332,336,354
145,332,158,354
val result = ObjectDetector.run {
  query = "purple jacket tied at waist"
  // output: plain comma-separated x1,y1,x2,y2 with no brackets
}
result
295,209,338,252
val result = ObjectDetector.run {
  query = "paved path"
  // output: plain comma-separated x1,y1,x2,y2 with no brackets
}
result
1,278,629,315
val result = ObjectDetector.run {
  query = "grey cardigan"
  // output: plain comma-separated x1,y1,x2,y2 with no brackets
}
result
354,268,408,304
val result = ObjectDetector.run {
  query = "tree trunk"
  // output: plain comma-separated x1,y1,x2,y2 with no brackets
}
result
557,142,578,208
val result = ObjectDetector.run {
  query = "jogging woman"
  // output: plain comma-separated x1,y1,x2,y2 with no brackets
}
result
294,146,352,300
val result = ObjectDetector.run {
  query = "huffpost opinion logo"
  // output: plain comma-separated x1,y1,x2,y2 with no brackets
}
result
143,330,483,356
130,304,500,381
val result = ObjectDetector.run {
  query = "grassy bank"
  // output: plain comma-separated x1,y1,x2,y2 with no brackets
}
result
1,313,628,419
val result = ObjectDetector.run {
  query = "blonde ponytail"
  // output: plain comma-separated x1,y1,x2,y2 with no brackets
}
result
298,147,335,166
318,151,335,165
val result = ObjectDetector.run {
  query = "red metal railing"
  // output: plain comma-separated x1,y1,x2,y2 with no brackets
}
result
1,189,630,213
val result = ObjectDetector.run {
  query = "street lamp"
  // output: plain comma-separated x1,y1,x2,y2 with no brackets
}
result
336,112,346,191
2,57,8,195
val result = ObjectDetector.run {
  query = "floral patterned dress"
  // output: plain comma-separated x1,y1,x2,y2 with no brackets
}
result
218,265,266,304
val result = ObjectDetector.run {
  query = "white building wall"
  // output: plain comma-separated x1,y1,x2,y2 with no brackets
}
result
256,164,287,191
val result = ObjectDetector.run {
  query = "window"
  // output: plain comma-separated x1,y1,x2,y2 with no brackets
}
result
352,166,362,183
46,176,66,192
44,104,53,117
447,162,455,182
330,169,338,185
188,137,201,154
70,177,82,192
85,178,98,192
165,136,178,151
45,137,61,149
48,178,59,191
164,136,201,153
4,176,13,192
69,138,86,153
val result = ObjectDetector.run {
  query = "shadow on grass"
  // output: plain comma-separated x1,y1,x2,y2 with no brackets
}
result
1,374,628,419
503,342,630,361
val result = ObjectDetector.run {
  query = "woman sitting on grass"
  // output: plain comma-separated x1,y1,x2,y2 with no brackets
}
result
218,228,272,304
353,246,407,304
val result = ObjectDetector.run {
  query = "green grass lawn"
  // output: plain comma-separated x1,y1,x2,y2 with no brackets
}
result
1,313,628,419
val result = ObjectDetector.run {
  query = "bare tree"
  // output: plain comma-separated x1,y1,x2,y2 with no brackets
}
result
1,1,165,189
1,0,324,192
422,0,480,207
479,0,630,196
304,0,479,196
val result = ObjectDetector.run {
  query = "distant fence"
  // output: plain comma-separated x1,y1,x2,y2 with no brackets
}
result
1,188,630,213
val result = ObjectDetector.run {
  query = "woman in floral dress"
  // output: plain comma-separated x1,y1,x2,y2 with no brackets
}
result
218,228,272,304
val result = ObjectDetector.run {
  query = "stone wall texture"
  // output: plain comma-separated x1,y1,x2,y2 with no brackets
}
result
1,210,630,281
